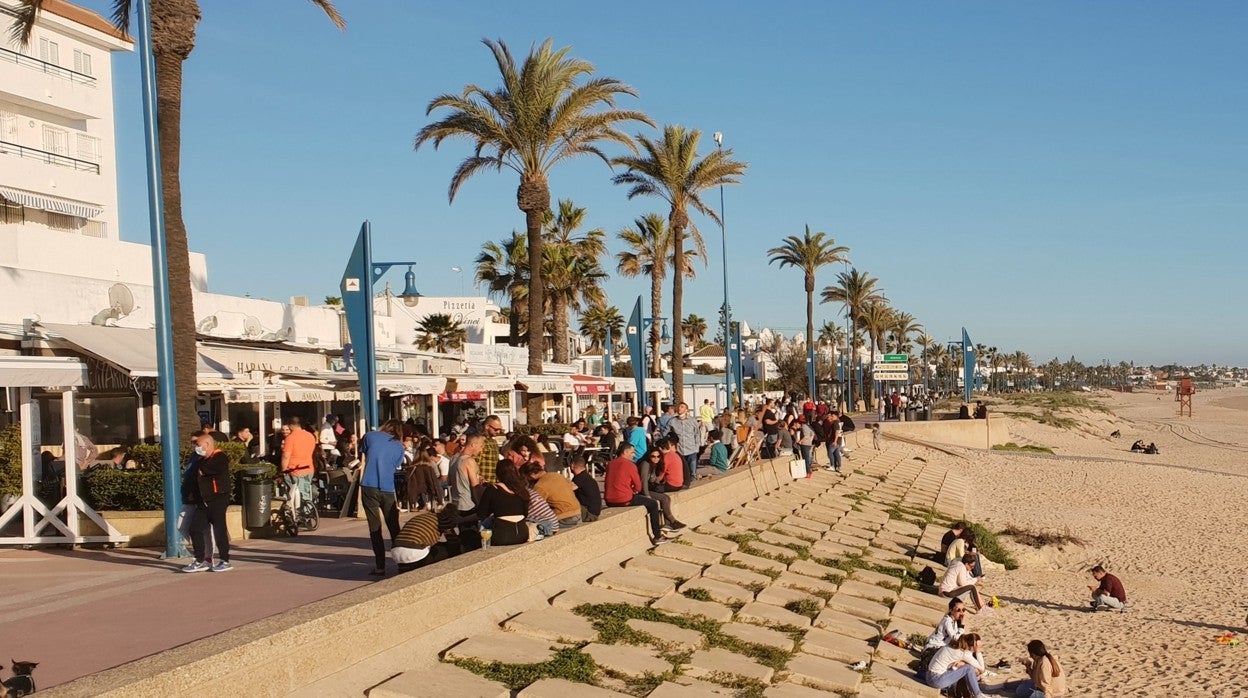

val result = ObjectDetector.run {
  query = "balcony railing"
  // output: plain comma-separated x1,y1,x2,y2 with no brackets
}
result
0,46,97,87
0,139,100,173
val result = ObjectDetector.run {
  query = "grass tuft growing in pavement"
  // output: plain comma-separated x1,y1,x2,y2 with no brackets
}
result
448,647,597,690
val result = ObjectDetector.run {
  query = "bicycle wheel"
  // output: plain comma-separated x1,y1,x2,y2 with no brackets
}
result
300,501,320,531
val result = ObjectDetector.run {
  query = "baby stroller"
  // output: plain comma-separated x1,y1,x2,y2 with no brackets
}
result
273,473,320,535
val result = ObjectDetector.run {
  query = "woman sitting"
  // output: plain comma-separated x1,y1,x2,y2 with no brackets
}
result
1009,640,1066,698
926,633,986,698
476,460,530,546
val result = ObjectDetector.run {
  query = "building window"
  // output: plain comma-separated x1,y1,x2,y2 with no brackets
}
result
77,133,100,162
47,212,79,231
0,112,16,143
42,125,68,155
73,49,92,76
0,198,24,224
39,38,60,65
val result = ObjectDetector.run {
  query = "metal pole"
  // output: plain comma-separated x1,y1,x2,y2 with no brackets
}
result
715,133,732,411
135,0,183,559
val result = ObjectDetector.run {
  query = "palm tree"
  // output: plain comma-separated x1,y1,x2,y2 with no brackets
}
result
617,214,703,379
474,232,529,345
416,39,651,423
11,1,345,437
857,300,894,407
579,305,623,353
915,334,936,390
888,311,923,354
818,320,846,348
683,314,707,348
415,313,467,354
612,125,746,401
543,200,607,363
767,225,850,397
820,268,883,409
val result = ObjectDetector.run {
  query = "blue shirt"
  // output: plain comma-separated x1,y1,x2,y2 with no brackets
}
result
627,427,649,463
359,430,405,491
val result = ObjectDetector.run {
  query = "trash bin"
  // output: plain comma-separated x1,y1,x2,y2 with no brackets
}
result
239,466,273,528
919,406,931,421
906,407,917,422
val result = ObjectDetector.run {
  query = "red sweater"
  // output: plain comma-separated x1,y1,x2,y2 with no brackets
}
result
604,456,641,505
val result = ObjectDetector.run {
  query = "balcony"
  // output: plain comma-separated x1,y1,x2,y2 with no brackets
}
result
0,139,99,173
0,46,96,87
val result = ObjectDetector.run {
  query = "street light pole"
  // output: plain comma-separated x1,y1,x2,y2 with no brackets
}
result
714,131,732,409
452,265,464,296
341,222,421,430
135,0,182,559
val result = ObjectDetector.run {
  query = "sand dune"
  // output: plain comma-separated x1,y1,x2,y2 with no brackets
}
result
923,386,1248,696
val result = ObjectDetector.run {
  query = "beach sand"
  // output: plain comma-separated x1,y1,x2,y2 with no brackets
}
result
922,386,1248,696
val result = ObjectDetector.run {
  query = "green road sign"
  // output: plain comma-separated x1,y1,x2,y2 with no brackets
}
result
882,354,908,362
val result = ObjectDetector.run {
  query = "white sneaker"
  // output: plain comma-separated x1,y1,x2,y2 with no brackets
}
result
181,560,210,573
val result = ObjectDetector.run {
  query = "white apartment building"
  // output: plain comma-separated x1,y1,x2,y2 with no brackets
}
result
0,0,131,240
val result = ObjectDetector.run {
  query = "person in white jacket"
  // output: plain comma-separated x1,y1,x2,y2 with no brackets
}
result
927,633,986,697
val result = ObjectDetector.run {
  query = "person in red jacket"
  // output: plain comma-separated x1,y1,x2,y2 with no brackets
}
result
604,442,667,546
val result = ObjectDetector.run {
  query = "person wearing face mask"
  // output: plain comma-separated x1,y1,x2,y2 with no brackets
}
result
181,431,233,573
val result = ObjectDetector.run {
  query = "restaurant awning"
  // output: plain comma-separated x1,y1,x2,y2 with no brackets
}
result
571,374,612,395
608,377,669,394
446,375,516,393
39,323,228,380
515,375,574,393
0,357,86,388
378,376,448,396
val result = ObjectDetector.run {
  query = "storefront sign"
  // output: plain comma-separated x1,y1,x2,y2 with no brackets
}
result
201,346,326,375
439,391,486,402
84,356,157,392
572,380,612,395
464,343,528,366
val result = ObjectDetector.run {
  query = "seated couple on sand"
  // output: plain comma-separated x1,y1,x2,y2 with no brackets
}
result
1130,440,1159,454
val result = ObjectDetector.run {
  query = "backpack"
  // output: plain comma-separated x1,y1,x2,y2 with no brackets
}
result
917,566,937,587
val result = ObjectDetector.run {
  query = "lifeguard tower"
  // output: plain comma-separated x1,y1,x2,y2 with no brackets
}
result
1177,377,1195,417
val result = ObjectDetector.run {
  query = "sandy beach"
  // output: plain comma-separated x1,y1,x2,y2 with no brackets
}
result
925,386,1248,696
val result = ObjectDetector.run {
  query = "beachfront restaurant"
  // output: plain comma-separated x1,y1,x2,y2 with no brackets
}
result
439,375,520,433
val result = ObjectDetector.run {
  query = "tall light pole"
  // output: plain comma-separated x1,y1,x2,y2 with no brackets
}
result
715,131,732,408
451,265,464,296
842,260,853,413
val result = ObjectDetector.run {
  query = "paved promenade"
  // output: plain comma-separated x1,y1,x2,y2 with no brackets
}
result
0,516,381,689
367,445,969,698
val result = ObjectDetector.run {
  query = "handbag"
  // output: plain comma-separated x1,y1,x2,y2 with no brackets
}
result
789,458,807,480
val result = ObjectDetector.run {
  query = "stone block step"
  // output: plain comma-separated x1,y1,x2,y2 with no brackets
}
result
679,531,740,554
625,554,705,581
626,618,703,651
735,601,811,630
788,559,843,582
813,608,882,640
696,521,746,539
702,563,772,589
592,568,675,598
732,506,783,524
550,584,650,611
810,540,862,559
648,680,736,697
724,550,788,575
855,682,941,698
866,661,941,696
758,529,812,549
652,541,724,566
763,681,839,697
874,635,918,666
756,584,820,610
442,632,556,665
850,568,904,589
652,592,734,623
369,664,509,698
715,513,768,531
889,600,945,627
517,678,633,697
503,608,598,644
774,571,839,598
784,652,862,693
800,627,872,664
885,616,934,643
582,642,670,678
825,592,892,623
899,587,949,612
683,647,775,683
742,541,800,563
837,578,899,604
781,515,831,533
721,621,796,651
679,577,755,605
769,522,820,542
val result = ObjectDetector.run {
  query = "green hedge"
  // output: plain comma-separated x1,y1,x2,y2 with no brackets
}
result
0,424,22,498
80,442,273,511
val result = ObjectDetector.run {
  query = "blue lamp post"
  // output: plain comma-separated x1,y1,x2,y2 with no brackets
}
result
714,132,733,410
340,221,421,430
625,296,669,410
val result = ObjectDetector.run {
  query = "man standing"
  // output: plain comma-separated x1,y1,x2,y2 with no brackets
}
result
624,416,649,463
1089,565,1128,611
359,420,406,576
664,402,701,489
280,417,316,511
698,399,715,438
477,414,503,484
821,411,842,473
181,431,232,573
448,435,484,550
657,404,676,433
760,399,781,458
231,425,260,461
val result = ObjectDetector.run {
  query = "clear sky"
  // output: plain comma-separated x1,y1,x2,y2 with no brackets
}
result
82,0,1247,366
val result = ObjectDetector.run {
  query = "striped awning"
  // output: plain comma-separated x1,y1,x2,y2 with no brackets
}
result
0,186,102,219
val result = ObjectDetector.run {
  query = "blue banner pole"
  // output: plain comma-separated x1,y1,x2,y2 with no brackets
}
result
626,298,645,404
962,328,975,404
135,0,182,559
341,223,378,430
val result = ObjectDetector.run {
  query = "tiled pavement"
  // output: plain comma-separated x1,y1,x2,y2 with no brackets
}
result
370,446,968,697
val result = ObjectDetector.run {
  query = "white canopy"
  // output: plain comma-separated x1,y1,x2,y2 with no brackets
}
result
378,376,448,396
445,375,516,393
0,357,87,387
515,375,574,393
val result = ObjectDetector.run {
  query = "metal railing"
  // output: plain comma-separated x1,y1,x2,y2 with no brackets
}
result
0,46,97,87
0,139,100,173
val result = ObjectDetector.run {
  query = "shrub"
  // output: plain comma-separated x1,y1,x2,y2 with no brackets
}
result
0,424,22,498
80,442,271,511
966,522,1019,570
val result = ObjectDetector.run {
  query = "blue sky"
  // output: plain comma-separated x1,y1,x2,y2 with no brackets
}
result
83,1,1246,366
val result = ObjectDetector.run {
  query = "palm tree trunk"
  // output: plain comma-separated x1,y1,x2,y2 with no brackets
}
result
649,271,662,380
153,0,202,439
670,221,685,405
552,294,569,363
518,178,548,425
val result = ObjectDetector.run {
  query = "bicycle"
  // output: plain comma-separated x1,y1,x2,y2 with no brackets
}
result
273,473,320,535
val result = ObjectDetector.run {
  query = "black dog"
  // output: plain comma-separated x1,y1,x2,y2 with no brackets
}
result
3,660,37,697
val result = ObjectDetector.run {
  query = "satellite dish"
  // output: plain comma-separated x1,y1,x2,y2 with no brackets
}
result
196,315,219,333
91,284,136,325
243,316,264,338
